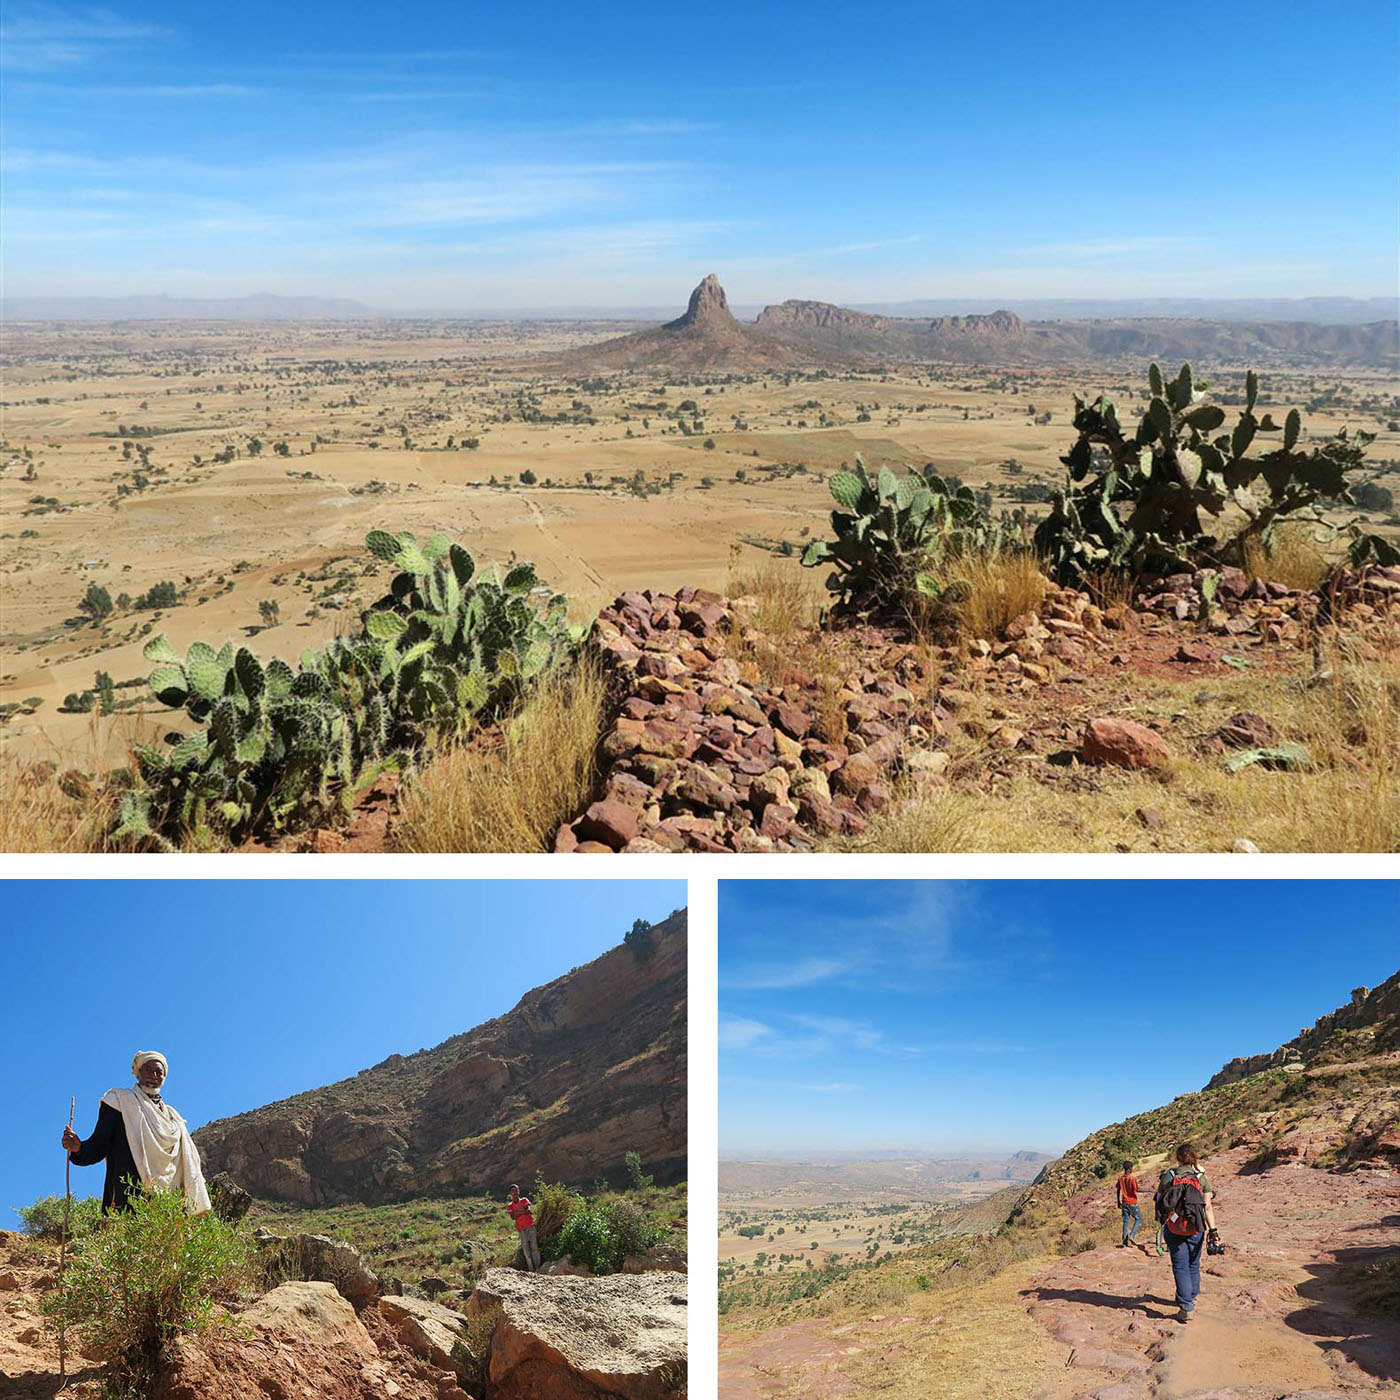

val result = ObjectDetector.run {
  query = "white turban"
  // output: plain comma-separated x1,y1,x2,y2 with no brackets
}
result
132,1051,168,1079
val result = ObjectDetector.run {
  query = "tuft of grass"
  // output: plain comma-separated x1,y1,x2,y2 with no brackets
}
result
933,550,1049,641
1243,522,1334,591
0,757,111,852
391,661,606,853
1354,1254,1400,1319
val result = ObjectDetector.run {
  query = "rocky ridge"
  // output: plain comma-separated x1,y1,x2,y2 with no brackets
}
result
1206,969,1400,1089
193,911,686,1204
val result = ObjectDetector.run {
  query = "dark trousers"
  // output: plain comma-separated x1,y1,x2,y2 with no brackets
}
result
1164,1227,1204,1312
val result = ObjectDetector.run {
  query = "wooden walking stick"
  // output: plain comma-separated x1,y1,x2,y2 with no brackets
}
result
58,1095,74,1389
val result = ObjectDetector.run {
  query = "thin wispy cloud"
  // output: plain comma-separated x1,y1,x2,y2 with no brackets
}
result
719,1016,774,1052
790,1014,885,1051
724,957,849,991
0,6,165,70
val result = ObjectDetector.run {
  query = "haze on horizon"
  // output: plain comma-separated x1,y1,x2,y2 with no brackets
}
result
3,0,1397,310
718,881,1400,1159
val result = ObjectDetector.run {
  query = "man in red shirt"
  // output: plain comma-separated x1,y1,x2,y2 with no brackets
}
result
507,1183,541,1271
1115,1160,1141,1248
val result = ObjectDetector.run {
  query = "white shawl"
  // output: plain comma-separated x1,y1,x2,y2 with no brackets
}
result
101,1087,212,1214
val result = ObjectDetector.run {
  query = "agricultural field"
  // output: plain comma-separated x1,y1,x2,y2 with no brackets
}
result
5,317,1398,769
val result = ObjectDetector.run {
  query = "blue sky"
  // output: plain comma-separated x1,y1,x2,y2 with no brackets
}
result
720,879,1400,1156
0,878,684,1224
3,1,1397,306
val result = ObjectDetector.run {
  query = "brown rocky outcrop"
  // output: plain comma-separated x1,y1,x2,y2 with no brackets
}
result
194,912,686,1203
467,1268,686,1400
154,1282,470,1400
1205,969,1400,1088
379,1294,480,1379
555,586,941,852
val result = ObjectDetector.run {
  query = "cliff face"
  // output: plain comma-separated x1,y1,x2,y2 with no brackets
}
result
194,910,687,1205
1205,970,1400,1089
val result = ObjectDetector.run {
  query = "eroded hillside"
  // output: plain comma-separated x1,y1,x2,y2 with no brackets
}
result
194,910,687,1204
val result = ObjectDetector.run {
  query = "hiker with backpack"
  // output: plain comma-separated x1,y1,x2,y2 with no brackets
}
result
1114,1160,1141,1247
1155,1143,1219,1322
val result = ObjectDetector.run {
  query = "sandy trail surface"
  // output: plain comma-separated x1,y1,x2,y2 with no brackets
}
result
719,1147,1400,1398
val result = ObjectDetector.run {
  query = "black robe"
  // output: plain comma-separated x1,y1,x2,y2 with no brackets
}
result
69,1101,143,1212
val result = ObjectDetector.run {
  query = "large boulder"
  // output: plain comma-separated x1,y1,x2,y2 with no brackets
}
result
207,1172,252,1222
621,1245,687,1275
378,1293,480,1379
255,1230,381,1308
239,1281,376,1356
467,1267,686,1400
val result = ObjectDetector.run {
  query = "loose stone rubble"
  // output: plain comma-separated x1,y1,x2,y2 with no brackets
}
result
551,563,1399,853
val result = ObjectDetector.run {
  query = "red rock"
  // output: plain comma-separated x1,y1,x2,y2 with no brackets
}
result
1202,711,1279,753
553,823,579,853
832,752,880,797
769,700,811,739
1081,717,1171,769
574,799,640,849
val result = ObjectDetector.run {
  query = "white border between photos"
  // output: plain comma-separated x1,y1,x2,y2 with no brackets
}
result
0,850,1392,1400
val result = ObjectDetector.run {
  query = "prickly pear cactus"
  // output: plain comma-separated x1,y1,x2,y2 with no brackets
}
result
800,455,1003,617
115,527,583,848
1035,363,1374,586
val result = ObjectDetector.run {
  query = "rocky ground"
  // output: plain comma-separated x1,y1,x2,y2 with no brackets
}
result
0,1229,687,1400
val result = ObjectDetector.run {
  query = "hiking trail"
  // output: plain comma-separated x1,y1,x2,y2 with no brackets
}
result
719,1144,1400,1399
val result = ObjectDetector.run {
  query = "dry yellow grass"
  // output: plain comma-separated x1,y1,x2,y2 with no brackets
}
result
1243,522,1334,590
937,550,1049,640
0,757,111,852
390,661,606,852
849,636,1399,853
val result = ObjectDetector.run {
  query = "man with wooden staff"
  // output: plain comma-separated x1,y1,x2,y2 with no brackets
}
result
60,1051,211,1215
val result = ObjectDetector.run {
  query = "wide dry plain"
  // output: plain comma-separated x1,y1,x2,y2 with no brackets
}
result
3,318,1398,765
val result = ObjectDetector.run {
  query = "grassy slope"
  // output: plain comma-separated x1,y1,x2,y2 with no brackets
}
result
256,1182,687,1287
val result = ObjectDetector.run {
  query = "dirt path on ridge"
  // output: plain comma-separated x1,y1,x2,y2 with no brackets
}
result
719,1147,1400,1399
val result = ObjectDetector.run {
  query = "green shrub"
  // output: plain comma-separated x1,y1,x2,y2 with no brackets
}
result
603,1198,663,1263
801,454,1009,619
16,1193,103,1240
625,1150,654,1191
41,1188,249,1388
550,1199,617,1274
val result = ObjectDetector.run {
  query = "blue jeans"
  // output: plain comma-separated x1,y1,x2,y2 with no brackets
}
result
1121,1203,1141,1244
1164,1227,1204,1312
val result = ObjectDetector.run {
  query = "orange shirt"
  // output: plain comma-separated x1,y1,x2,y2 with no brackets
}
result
1116,1173,1139,1205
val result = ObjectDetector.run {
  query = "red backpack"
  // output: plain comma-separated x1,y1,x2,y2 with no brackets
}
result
1158,1171,1207,1237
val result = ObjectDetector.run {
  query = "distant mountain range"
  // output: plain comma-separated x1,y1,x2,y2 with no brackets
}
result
4,289,1394,327
563,275,1399,371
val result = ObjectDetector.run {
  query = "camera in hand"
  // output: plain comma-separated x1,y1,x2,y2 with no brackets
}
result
1206,1229,1226,1256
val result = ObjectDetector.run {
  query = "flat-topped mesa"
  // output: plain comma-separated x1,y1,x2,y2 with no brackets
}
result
667,273,736,329
755,299,1025,336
